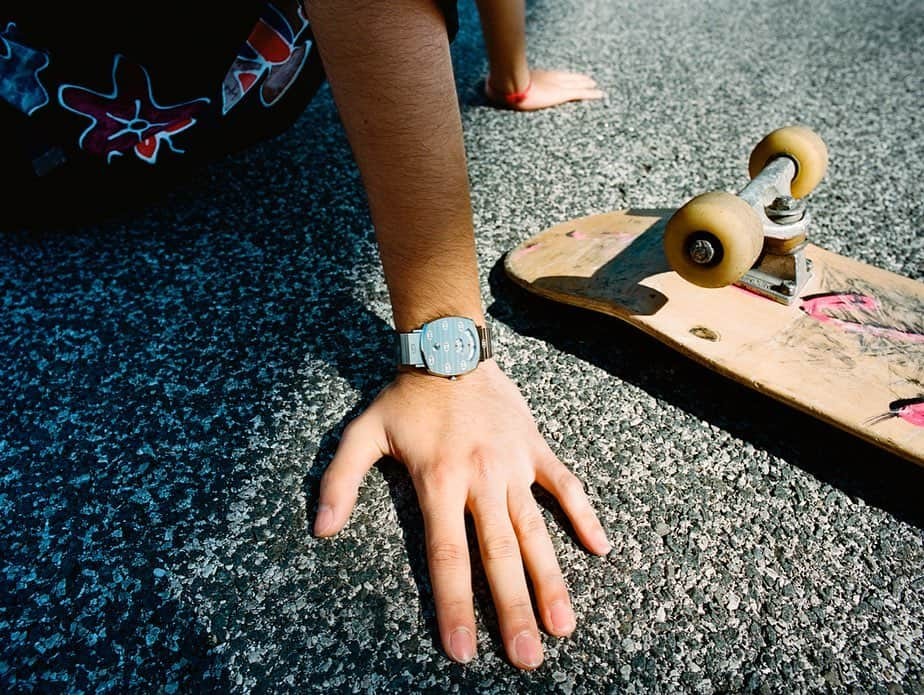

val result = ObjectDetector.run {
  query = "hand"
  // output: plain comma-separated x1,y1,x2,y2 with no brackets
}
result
313,360,611,669
484,69,605,111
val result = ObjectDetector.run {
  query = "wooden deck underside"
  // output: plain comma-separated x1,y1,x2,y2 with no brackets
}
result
504,209,924,465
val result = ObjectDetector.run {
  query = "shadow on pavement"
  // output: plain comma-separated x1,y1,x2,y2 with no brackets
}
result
488,257,924,530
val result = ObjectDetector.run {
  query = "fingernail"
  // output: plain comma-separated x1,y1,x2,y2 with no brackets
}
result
449,627,475,663
513,631,543,668
313,504,333,536
594,529,612,555
550,601,575,635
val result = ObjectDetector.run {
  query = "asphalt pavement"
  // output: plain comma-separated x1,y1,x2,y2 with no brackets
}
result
1,0,923,692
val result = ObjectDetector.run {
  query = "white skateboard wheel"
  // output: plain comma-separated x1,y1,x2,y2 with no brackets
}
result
748,125,828,199
664,191,764,288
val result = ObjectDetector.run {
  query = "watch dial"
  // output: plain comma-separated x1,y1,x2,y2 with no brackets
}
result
422,318,479,376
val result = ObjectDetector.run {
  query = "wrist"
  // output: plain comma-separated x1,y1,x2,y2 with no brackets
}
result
486,66,532,106
486,56,531,93
397,355,496,376
396,356,498,385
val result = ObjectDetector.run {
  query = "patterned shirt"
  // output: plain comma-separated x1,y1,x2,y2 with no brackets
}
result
1,1,458,179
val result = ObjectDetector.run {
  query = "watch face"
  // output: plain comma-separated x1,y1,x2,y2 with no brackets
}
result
421,317,480,376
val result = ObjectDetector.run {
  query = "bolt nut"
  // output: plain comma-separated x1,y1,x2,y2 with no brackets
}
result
766,196,806,223
689,238,716,265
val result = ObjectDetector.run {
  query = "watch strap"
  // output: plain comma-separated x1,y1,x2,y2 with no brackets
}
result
397,329,425,368
477,324,493,361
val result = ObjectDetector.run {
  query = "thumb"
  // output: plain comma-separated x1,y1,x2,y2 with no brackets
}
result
313,413,386,537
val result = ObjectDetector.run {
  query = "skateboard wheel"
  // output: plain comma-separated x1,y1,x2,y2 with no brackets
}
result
748,125,828,199
664,191,763,288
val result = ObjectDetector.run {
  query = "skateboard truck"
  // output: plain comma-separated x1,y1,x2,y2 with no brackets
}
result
734,156,813,305
663,125,829,305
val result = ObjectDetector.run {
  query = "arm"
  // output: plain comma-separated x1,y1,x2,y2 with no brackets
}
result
473,0,530,96
305,0,610,670
305,0,481,330
474,0,604,110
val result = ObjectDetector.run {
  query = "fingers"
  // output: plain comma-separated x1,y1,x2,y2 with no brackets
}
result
563,87,605,104
562,73,597,87
313,413,385,537
539,72,604,105
508,488,575,637
535,449,611,556
535,69,598,88
472,492,544,670
414,485,478,664
524,83,605,111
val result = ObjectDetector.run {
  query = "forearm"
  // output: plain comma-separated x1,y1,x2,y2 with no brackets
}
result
306,0,483,332
474,0,529,93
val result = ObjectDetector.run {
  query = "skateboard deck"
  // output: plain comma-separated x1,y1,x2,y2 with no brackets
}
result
504,208,924,465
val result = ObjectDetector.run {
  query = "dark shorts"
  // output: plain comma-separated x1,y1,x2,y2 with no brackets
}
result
1,1,459,223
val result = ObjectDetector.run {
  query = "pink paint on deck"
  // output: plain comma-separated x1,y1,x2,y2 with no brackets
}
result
512,242,540,259
898,402,924,427
801,293,879,315
564,228,637,240
800,293,924,344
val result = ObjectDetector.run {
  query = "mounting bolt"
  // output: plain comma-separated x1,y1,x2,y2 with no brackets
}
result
689,238,716,265
767,196,806,224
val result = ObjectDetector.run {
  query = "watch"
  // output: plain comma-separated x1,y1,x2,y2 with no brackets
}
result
397,316,493,377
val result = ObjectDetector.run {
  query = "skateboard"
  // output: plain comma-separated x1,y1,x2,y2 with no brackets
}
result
504,126,924,465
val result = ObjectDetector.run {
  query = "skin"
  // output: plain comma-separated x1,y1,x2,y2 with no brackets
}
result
474,0,605,110
305,0,610,670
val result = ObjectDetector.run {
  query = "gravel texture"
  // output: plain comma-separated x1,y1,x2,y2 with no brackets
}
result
2,0,923,692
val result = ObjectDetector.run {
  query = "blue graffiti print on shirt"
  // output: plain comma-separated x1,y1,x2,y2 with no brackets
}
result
0,23,50,115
